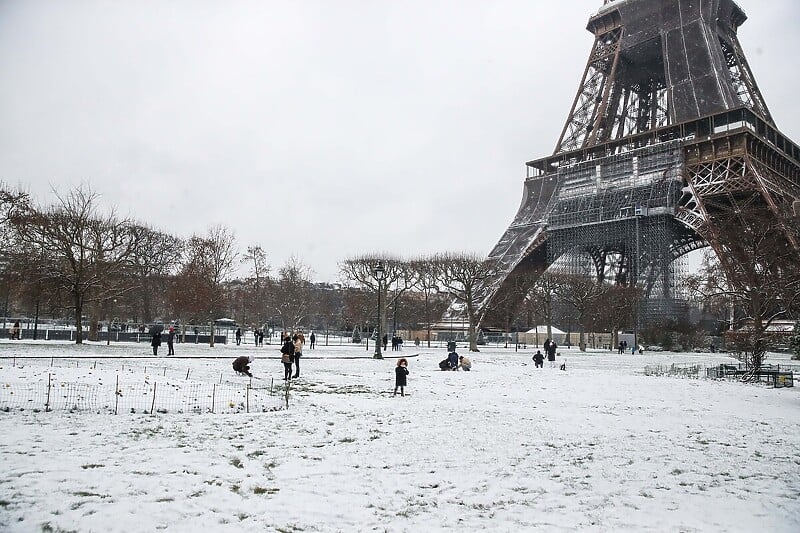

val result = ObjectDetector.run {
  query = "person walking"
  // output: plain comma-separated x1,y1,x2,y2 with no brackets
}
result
151,329,162,356
394,358,409,396
167,326,175,356
309,331,316,349
382,333,388,352
235,327,242,346
194,326,199,344
292,332,305,378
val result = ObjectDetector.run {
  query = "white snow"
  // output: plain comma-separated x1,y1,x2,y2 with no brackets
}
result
1,340,798,532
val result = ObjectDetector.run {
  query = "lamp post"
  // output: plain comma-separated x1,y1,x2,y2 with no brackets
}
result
374,261,385,359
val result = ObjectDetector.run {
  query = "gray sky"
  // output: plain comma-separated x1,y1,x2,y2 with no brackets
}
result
1,0,798,282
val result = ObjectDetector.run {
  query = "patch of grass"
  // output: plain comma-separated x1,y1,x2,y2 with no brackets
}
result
247,450,266,458
252,486,280,495
0,500,11,508
71,491,107,498
339,436,356,443
231,484,240,493
40,523,78,533
80,464,104,470
230,457,243,469
155,496,174,502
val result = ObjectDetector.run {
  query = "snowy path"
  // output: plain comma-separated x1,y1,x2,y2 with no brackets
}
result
1,342,798,532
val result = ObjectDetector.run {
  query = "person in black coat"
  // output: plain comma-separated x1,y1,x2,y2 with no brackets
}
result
151,330,162,356
394,358,409,396
233,355,253,377
167,326,175,356
532,350,544,368
280,338,295,381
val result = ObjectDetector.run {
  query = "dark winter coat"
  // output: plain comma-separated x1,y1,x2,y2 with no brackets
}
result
447,351,459,369
533,351,545,364
151,332,162,347
232,355,252,376
395,365,409,387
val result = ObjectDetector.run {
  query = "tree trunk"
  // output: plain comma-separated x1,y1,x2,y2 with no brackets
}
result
74,296,84,345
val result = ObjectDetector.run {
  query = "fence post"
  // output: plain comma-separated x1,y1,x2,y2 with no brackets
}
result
163,367,166,376
45,373,52,412
246,384,250,413
212,383,216,414
185,368,190,380
114,375,119,415
50,357,54,367
284,381,289,410
150,382,157,415
270,377,274,396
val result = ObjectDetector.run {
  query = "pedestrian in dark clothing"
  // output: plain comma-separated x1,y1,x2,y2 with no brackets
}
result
447,340,456,353
235,327,242,346
309,332,316,349
447,351,459,370
194,326,199,344
280,338,294,381
233,355,253,377
439,359,450,371
394,358,409,396
151,331,162,356
532,350,544,368
547,343,557,368
167,326,175,356
382,333,388,351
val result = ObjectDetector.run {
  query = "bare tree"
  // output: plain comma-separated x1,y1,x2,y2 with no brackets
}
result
173,225,237,346
9,186,140,344
552,272,610,352
432,252,499,352
339,255,414,342
128,224,184,323
687,214,800,371
269,256,314,331
241,245,270,327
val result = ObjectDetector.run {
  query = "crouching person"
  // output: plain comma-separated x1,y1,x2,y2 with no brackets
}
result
458,355,472,371
233,355,254,377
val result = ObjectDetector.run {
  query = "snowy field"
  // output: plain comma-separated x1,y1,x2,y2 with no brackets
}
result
0,340,798,532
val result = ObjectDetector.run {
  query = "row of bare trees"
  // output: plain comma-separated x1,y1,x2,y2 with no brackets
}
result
0,184,323,343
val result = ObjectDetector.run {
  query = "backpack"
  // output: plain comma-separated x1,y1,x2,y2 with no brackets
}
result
281,352,291,363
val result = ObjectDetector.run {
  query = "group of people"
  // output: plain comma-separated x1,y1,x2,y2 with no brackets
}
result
278,331,305,380
532,338,559,368
150,326,176,356
438,350,472,371
381,333,403,351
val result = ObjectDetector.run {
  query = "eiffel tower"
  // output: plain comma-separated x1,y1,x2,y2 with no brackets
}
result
482,0,800,327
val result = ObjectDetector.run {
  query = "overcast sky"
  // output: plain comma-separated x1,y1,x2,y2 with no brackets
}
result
1,0,798,282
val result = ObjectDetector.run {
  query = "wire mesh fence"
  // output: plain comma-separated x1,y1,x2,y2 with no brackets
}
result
0,378,287,414
0,357,289,414
643,363,703,377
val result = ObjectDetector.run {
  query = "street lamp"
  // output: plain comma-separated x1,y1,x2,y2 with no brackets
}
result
374,261,385,359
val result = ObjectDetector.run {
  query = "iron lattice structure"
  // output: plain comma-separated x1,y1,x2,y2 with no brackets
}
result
482,0,800,328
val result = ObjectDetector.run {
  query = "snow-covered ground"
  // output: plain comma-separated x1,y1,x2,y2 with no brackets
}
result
1,340,798,532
